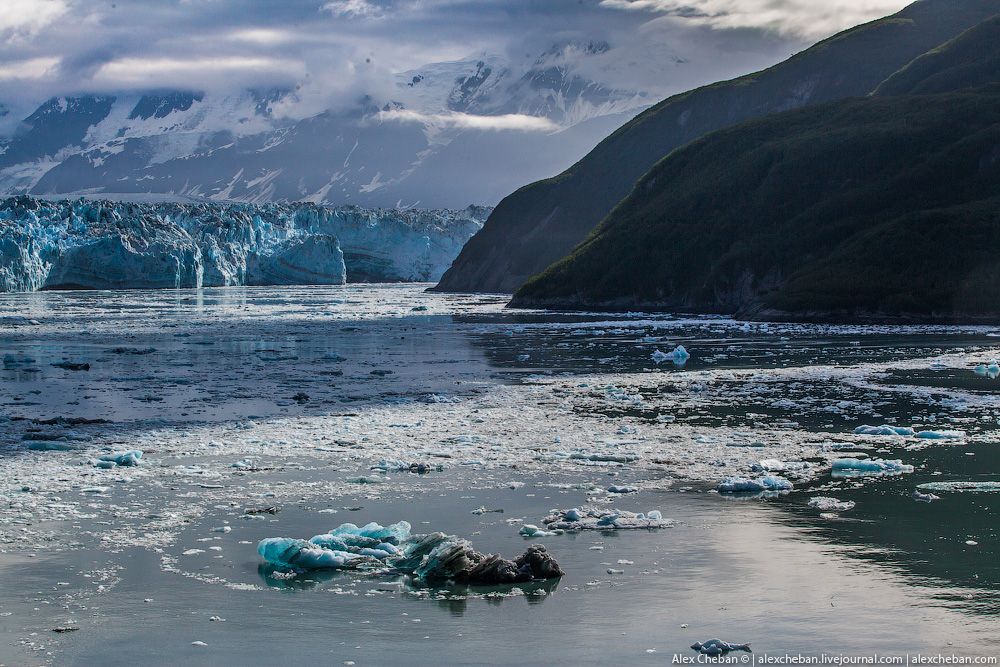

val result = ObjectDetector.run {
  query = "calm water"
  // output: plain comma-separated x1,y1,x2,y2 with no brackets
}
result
0,285,997,665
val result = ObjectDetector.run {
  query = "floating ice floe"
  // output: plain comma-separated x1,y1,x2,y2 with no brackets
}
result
519,524,559,538
831,458,913,476
717,475,793,493
916,481,1000,493
257,520,563,585
94,450,143,468
853,425,915,437
607,485,638,494
911,490,941,502
752,459,809,473
691,639,752,656
808,497,855,512
914,430,965,440
651,345,690,366
541,507,668,531
973,359,1000,378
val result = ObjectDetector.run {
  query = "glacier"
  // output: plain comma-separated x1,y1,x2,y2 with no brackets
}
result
0,196,488,291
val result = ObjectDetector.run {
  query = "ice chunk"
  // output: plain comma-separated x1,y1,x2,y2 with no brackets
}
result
691,639,751,655
831,458,913,476
257,538,378,570
519,524,559,538
853,425,915,436
717,475,793,493
911,490,940,502
542,507,669,531
808,497,855,512
753,459,809,473
95,450,143,467
607,485,638,494
914,430,965,440
974,359,1000,378
651,345,690,366
916,481,1000,493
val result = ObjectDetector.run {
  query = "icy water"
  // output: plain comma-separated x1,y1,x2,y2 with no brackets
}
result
0,284,998,665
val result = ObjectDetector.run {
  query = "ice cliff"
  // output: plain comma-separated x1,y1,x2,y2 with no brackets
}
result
0,196,488,291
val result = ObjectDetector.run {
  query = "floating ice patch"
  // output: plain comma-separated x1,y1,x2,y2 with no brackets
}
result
753,459,809,473
808,497,856,512
974,359,1000,378
691,639,752,656
914,430,965,440
94,450,143,468
607,485,638,494
831,458,913,476
911,490,941,502
853,425,915,437
916,481,1000,493
519,524,559,538
651,345,690,366
717,475,793,493
542,507,668,531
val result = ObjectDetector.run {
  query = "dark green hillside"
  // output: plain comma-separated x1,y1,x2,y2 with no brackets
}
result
434,0,1000,294
511,87,1000,322
875,15,1000,95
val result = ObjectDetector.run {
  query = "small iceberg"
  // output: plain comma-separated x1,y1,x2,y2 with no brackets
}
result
257,520,564,585
519,524,559,538
853,425,914,437
916,481,1000,493
541,507,668,531
831,458,913,476
911,490,940,502
691,639,752,656
717,475,793,493
652,345,690,366
914,430,965,440
973,359,1000,378
808,497,855,512
94,450,143,468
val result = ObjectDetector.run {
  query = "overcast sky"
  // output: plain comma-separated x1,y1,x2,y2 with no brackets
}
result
0,0,911,122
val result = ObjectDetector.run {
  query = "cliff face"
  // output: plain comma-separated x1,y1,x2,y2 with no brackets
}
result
0,197,488,291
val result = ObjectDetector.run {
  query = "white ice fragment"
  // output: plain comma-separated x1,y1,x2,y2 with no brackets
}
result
853,425,914,437
716,475,793,493
651,345,690,366
808,497,855,512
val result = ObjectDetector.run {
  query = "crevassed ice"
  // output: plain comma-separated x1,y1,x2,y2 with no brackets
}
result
0,196,489,291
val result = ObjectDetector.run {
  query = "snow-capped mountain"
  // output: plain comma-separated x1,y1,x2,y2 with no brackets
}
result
0,43,658,208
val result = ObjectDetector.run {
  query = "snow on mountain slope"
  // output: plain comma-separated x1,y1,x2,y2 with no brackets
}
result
0,38,778,207
0,196,488,291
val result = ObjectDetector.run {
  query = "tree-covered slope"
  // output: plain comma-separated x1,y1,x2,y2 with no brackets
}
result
434,0,1000,294
510,86,1000,322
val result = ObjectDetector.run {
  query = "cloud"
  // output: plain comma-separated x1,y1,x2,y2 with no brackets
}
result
322,0,385,19
0,0,907,132
599,0,908,39
377,109,559,132
0,0,68,43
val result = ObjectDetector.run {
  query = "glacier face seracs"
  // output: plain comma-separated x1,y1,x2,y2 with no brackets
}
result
0,196,488,291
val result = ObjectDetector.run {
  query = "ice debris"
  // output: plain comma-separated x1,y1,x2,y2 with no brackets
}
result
853,425,915,437
717,475,793,493
519,524,559,538
916,481,1000,493
257,520,563,585
914,430,965,440
691,639,752,656
652,345,690,365
808,497,855,512
973,359,1000,377
831,458,913,476
94,450,143,468
541,507,667,531
911,490,940,502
